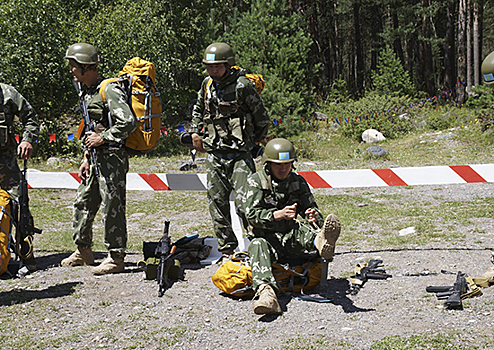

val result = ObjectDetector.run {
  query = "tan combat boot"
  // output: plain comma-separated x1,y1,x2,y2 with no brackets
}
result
482,266,494,284
314,214,341,261
61,247,94,267
253,284,281,315
91,256,124,275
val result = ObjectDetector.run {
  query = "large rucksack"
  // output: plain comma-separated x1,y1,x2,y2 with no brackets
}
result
204,66,265,100
100,57,162,155
0,189,13,276
211,252,322,298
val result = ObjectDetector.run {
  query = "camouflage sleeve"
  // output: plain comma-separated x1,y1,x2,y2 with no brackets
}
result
244,173,289,232
237,79,270,142
296,174,324,227
189,78,208,135
5,85,39,144
244,173,275,229
98,83,136,144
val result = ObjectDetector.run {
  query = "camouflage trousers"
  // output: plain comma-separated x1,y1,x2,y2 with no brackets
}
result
0,150,20,198
73,147,129,259
206,150,255,252
248,222,318,292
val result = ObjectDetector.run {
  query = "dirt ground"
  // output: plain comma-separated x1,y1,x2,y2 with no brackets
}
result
1,183,494,350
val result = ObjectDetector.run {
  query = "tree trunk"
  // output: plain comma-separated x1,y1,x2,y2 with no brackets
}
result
444,0,456,89
466,0,472,93
353,0,364,96
473,0,480,86
392,0,404,64
457,0,467,104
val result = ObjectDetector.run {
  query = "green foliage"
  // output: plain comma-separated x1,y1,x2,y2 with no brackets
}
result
371,46,413,97
325,92,413,141
221,0,317,135
465,85,494,132
29,120,81,160
0,0,74,122
146,130,189,157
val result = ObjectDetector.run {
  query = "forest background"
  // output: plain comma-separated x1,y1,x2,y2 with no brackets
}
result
1,0,494,160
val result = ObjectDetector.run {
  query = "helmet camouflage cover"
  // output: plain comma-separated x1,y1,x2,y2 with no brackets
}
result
202,42,235,66
481,51,494,85
262,138,297,164
64,43,99,65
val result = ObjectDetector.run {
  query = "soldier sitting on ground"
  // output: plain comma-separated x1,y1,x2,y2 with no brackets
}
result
243,138,341,315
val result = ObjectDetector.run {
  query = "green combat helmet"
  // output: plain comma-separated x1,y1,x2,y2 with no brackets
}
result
481,51,494,85
64,43,99,65
262,138,297,164
202,43,235,66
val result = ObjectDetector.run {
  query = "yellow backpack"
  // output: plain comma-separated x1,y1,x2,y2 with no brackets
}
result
211,252,322,298
204,66,265,101
0,189,12,276
100,57,162,155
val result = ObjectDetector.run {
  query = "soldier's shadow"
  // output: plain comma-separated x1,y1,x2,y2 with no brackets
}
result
0,281,82,306
258,278,374,322
317,278,375,313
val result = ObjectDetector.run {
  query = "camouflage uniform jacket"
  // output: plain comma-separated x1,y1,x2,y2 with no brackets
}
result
189,67,269,152
81,78,136,151
0,83,39,151
244,166,324,238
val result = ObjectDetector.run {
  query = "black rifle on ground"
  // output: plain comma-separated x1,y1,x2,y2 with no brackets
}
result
156,221,174,297
349,259,392,295
155,220,199,297
13,160,42,260
73,79,99,177
426,271,468,309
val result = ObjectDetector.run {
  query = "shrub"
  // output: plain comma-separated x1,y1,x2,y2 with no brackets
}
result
324,92,413,141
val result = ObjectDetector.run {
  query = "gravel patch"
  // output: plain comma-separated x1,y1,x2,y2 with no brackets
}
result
1,183,494,349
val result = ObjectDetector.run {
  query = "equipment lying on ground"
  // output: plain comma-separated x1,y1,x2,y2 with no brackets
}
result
211,252,325,299
137,220,208,297
179,132,197,171
349,259,392,295
426,271,483,309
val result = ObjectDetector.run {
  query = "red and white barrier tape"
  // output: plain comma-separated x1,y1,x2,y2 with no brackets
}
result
25,164,494,191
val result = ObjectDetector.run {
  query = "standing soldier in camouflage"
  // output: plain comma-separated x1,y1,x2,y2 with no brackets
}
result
189,42,270,261
243,138,341,315
0,83,40,275
61,43,136,275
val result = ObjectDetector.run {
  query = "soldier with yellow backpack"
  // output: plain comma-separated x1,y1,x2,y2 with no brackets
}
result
62,43,137,275
189,42,271,262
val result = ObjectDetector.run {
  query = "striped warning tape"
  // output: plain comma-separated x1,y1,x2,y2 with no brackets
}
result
25,164,494,191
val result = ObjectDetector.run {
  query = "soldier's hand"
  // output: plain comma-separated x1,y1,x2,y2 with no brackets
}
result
260,135,274,146
191,133,206,153
274,203,297,221
78,160,90,180
85,131,104,148
17,141,33,160
305,208,318,224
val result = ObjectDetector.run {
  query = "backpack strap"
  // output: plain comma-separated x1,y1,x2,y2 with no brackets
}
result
0,84,4,113
203,77,213,101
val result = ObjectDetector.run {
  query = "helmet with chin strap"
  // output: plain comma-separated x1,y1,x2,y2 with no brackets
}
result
262,138,297,164
202,42,235,66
